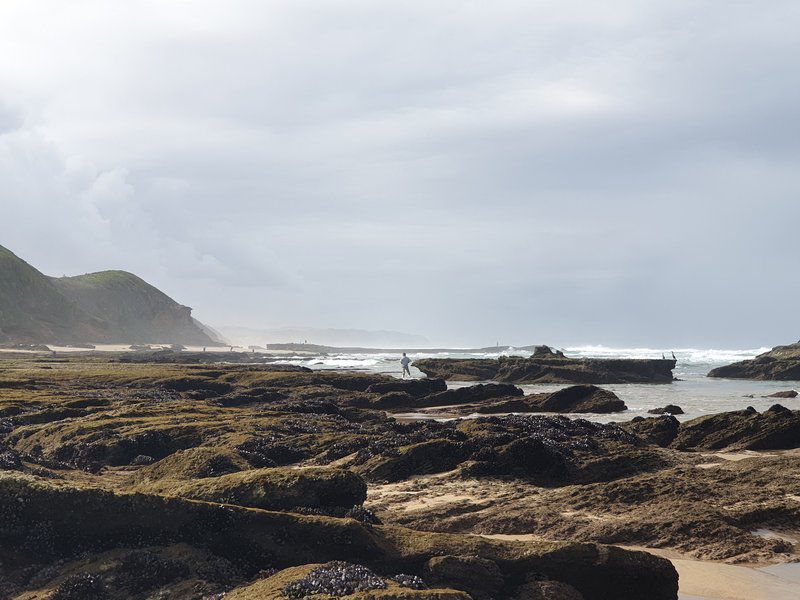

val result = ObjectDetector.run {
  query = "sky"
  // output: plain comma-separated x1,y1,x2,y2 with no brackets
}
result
1,0,799,348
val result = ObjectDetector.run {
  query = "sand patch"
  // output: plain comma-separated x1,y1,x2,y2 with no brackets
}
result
702,451,776,462
620,547,800,600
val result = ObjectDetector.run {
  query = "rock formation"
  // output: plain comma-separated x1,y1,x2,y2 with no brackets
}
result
0,354,681,599
708,342,800,380
414,351,676,384
648,405,684,415
425,385,628,415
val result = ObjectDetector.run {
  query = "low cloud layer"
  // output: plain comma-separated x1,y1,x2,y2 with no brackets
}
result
1,1,799,347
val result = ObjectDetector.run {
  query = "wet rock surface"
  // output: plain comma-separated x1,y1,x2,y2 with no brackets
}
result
648,405,684,415
671,404,800,450
414,356,676,384
0,356,682,600
708,342,800,380
282,561,389,597
462,385,627,415
765,390,798,398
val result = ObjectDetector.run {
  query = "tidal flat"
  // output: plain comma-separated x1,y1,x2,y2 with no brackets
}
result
0,353,798,599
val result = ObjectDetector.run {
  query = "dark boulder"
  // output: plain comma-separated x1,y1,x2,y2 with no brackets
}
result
466,436,571,483
513,579,585,600
621,416,680,447
764,390,798,398
360,439,469,482
521,385,627,414
411,384,523,409
671,405,800,450
366,378,447,398
648,405,684,415
424,555,504,600
470,386,626,415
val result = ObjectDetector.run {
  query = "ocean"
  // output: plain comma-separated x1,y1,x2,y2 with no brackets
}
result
274,345,800,421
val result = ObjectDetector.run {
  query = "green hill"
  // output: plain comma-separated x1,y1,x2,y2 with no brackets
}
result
0,245,217,346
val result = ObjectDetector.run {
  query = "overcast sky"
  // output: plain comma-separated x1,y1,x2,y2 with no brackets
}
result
1,1,799,347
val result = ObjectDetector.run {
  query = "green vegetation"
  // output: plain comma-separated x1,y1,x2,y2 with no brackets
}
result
0,244,215,345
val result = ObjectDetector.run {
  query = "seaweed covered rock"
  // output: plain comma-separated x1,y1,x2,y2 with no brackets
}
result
360,440,470,483
133,447,249,481
8,419,204,472
621,416,680,447
225,563,471,599
0,472,678,600
475,385,628,414
50,573,107,600
671,405,800,450
424,555,504,600
465,436,571,483
114,549,191,592
139,466,368,511
367,378,448,398
455,415,668,485
410,384,524,409
513,580,584,600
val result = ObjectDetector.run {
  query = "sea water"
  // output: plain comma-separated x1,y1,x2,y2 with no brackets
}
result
275,346,800,422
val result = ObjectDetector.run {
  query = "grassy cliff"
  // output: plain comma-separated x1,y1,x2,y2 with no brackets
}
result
0,244,216,345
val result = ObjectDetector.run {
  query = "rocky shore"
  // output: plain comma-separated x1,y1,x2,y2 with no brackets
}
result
413,346,677,384
708,342,800,380
1,354,799,598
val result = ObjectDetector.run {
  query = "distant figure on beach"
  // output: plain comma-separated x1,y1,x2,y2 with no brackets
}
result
662,353,665,359
672,351,676,360
400,353,412,378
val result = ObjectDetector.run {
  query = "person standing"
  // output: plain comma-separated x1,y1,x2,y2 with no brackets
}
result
400,353,412,378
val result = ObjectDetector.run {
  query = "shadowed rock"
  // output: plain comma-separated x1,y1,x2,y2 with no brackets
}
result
414,356,676,384
422,386,627,416
708,343,800,380
671,405,800,450
138,466,368,511
367,378,448,398
764,390,798,398
621,416,681,447
408,383,524,409
648,405,684,415
0,473,678,600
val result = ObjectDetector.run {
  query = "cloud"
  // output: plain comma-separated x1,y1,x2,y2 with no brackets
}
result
1,1,799,345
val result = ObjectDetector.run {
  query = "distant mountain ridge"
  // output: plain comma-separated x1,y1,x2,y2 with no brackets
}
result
218,325,429,349
0,244,218,345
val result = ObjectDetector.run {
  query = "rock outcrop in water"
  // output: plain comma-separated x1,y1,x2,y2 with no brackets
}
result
420,385,628,415
414,352,676,384
708,342,800,380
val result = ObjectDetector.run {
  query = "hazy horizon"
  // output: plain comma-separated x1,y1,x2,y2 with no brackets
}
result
2,1,799,348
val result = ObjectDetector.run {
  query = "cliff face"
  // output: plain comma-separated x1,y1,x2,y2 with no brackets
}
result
708,343,800,380
53,271,215,345
0,245,216,346
414,355,677,384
